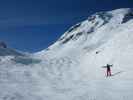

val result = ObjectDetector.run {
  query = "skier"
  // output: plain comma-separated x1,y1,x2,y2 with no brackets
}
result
102,64,113,77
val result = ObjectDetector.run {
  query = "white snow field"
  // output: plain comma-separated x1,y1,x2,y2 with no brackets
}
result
0,8,133,100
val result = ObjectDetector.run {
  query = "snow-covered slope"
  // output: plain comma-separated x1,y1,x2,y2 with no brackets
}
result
0,8,133,100
36,8,133,58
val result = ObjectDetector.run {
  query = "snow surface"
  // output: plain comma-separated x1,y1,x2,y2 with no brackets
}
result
0,8,133,100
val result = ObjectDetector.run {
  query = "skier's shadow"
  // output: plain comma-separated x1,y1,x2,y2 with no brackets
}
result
111,71,124,76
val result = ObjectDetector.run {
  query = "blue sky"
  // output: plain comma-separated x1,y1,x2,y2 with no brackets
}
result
0,0,132,52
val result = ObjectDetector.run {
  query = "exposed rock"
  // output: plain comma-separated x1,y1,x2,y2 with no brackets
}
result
0,41,7,48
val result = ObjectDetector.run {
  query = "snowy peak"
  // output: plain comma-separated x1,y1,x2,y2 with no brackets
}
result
49,8,133,49
121,8,133,23
36,8,133,58
57,12,112,45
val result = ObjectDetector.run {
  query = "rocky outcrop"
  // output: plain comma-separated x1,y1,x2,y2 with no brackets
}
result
0,41,7,48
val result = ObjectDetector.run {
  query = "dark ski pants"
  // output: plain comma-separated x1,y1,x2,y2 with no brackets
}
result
107,70,111,76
